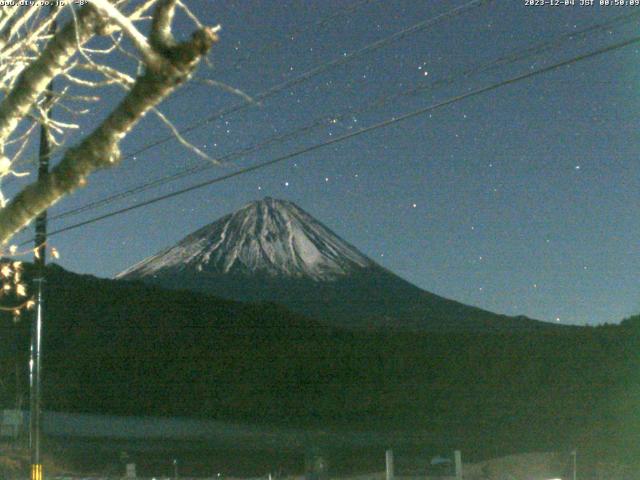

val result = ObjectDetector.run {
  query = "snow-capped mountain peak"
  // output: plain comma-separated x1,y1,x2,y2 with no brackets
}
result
117,197,374,281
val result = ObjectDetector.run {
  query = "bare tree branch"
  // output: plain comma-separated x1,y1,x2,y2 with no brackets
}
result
87,0,162,67
0,5,101,154
0,5,219,244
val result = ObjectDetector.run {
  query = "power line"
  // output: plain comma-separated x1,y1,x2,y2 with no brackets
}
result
50,11,640,221
46,0,492,220
471,8,640,72
219,0,379,75
6,0,495,234
24,33,640,245
98,0,491,163
8,0,485,189
163,0,380,104
1,0,381,186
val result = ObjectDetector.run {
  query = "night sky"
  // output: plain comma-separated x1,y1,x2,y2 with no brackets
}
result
8,0,640,326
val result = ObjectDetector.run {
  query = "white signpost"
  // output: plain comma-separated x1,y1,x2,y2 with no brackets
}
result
125,463,136,479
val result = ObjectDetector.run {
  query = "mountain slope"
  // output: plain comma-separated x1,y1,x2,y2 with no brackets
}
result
118,197,554,332
118,197,373,281
1,263,637,470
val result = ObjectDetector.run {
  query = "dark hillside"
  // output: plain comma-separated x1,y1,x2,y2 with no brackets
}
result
0,264,637,466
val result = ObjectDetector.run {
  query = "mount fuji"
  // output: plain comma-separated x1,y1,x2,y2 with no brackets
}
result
118,197,373,282
117,197,553,332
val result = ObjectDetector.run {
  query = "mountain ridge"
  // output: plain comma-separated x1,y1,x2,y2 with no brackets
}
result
118,198,558,332
117,197,373,281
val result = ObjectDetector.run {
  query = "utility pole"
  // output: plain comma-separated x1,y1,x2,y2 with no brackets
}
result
30,8,56,480
30,104,49,480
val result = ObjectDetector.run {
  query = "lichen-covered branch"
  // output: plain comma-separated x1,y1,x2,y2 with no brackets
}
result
0,6,101,154
0,8,219,244
87,0,161,67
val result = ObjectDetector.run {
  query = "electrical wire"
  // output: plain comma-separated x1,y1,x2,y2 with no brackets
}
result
162,0,380,104
218,0,379,76
50,10,640,222
20,33,640,246
88,0,492,167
